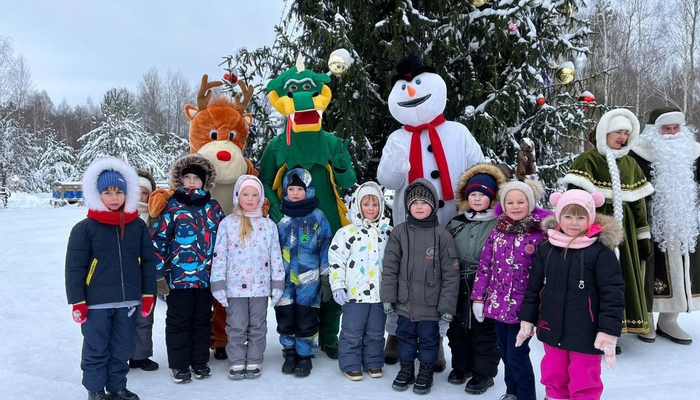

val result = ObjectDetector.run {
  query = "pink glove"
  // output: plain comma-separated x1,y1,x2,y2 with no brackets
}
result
594,332,618,370
515,321,535,347
141,295,155,317
212,290,228,308
72,302,87,324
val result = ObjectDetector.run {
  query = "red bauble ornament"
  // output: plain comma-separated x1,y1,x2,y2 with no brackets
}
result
223,72,238,85
536,94,546,106
578,90,595,111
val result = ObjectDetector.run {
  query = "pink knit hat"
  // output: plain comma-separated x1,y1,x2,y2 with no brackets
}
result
549,189,605,225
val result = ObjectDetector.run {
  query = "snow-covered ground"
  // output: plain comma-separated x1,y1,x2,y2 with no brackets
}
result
2,193,699,399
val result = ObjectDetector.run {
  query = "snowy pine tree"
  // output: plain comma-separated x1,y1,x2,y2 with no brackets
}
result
158,131,190,179
0,104,42,191
37,130,78,190
77,89,163,176
225,0,597,190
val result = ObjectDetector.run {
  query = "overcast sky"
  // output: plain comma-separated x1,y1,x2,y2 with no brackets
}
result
1,0,286,106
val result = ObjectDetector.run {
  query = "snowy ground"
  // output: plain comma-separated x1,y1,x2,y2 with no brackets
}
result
2,192,699,399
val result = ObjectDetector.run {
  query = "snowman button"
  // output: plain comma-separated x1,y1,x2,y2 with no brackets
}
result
439,200,445,208
427,144,433,152
431,170,440,179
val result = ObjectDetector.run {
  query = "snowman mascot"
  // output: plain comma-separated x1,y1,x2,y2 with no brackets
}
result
377,56,484,370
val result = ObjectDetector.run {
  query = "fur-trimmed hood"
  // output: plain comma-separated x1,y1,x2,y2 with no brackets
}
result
169,154,217,190
347,181,389,228
455,163,507,213
82,157,140,212
595,108,640,158
541,213,624,249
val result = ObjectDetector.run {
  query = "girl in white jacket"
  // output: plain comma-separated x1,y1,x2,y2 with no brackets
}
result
211,175,285,380
329,181,392,381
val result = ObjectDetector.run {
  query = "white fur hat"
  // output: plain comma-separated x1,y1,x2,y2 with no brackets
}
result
607,115,633,133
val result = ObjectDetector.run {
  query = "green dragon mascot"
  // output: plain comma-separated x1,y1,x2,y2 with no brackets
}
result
260,55,356,358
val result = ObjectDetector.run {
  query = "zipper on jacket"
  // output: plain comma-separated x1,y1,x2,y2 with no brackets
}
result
116,227,126,301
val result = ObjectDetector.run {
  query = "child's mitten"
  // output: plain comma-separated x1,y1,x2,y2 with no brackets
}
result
472,301,485,322
271,288,283,306
72,302,87,324
212,290,228,308
141,295,155,317
594,332,618,370
515,321,535,347
332,289,347,306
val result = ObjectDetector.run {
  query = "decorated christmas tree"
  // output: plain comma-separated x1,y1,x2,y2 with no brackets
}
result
222,0,606,191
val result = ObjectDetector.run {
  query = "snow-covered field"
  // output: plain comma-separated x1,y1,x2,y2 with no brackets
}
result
2,192,699,399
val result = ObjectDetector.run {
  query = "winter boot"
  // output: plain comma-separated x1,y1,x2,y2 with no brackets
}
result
637,312,656,343
392,361,416,391
282,348,297,375
105,388,140,400
87,390,113,400
245,363,262,379
228,364,245,380
434,337,446,372
384,334,399,365
657,312,693,344
213,347,228,360
191,363,211,379
464,374,495,394
447,369,471,385
129,358,159,371
413,362,435,395
170,367,192,384
294,356,313,377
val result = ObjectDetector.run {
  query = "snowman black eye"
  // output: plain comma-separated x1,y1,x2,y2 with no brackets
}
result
415,78,422,85
401,83,406,90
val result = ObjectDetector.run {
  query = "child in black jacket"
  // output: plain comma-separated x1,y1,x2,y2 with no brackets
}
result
65,157,157,400
518,189,625,400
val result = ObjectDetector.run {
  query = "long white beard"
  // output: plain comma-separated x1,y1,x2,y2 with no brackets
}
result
645,128,700,253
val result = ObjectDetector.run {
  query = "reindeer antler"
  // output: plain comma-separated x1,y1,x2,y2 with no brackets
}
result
197,74,223,111
233,80,254,113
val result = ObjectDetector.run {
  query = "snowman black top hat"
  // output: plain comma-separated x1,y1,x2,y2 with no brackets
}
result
391,56,436,86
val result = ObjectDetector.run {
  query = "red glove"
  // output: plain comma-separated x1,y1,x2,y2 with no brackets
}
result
72,302,87,324
141,295,155,317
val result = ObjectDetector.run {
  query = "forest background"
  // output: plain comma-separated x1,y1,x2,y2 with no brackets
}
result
0,0,694,195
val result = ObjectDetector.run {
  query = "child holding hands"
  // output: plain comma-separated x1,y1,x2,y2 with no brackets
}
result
211,175,285,380
329,182,392,381
517,190,625,400
470,180,551,400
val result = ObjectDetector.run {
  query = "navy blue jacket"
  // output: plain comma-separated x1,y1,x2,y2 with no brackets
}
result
65,217,158,306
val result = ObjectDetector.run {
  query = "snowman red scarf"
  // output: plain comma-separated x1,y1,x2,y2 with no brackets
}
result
405,114,454,201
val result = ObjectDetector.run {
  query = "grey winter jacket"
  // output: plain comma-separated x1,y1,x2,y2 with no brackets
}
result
381,179,460,320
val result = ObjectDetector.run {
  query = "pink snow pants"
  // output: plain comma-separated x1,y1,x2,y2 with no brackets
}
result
540,344,603,400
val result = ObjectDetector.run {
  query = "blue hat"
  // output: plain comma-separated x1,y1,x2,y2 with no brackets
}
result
465,173,497,201
97,170,128,194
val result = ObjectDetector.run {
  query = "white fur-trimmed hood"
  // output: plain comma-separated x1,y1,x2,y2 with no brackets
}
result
595,108,640,157
82,157,140,212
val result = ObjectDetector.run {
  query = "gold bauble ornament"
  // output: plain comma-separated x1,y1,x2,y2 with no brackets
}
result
470,0,487,6
556,61,576,84
328,48,354,78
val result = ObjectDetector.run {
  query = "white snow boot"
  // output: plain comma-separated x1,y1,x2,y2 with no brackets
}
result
656,312,692,344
